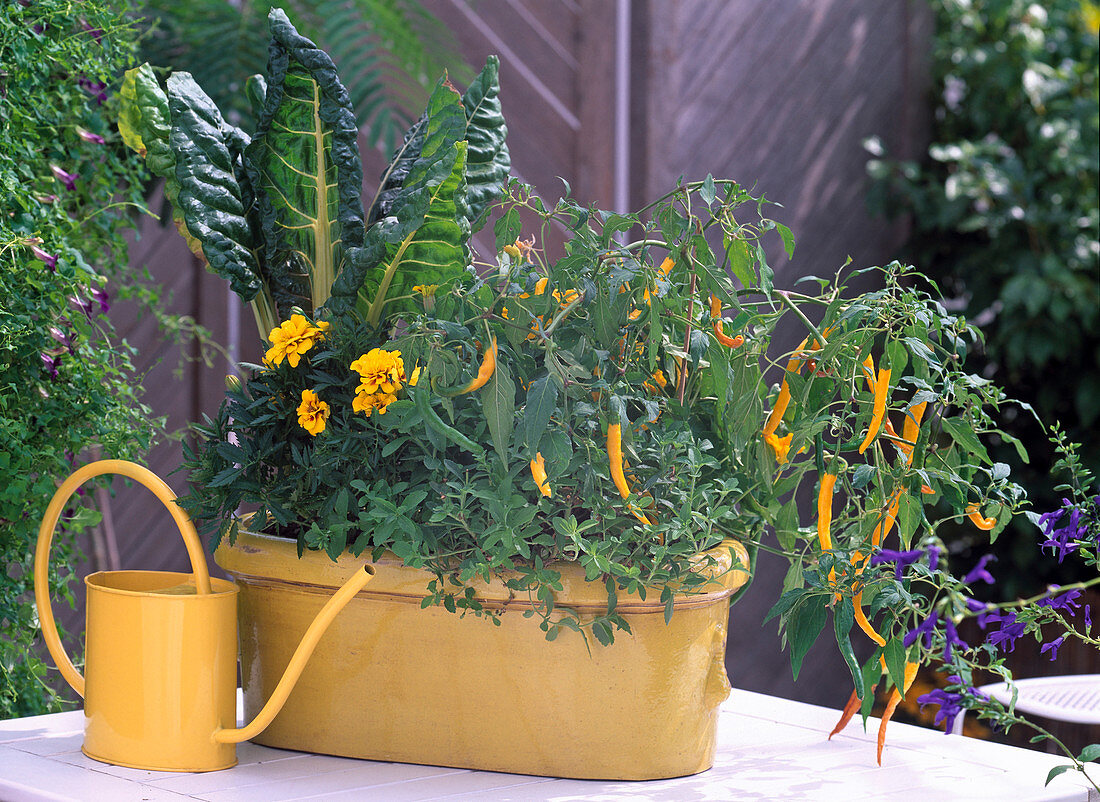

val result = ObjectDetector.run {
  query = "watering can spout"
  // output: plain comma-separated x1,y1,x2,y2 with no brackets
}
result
214,564,375,744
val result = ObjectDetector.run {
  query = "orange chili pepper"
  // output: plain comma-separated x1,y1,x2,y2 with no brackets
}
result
858,367,891,454
530,452,551,498
710,294,745,349
966,503,996,530
829,685,875,740
877,661,919,765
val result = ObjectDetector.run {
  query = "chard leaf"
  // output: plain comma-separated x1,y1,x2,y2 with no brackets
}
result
245,8,365,316
364,56,508,232
118,64,202,256
166,72,263,302
461,55,510,229
350,77,471,327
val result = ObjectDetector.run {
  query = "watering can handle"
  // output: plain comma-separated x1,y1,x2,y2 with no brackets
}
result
33,459,213,698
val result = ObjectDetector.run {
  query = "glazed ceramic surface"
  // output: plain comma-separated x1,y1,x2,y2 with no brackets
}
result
215,530,750,780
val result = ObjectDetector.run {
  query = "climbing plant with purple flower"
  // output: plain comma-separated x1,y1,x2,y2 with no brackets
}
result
0,0,174,721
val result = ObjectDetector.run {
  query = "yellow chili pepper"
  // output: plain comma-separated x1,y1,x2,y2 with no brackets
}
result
608,423,652,524
853,591,887,647
608,423,631,499
530,452,551,498
858,367,892,454
436,336,497,396
899,401,927,465
817,474,837,548
966,503,997,530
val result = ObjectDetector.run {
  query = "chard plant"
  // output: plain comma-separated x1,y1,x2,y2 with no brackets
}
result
122,10,1096,780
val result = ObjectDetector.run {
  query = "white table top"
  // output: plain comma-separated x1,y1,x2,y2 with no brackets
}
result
1,688,1096,802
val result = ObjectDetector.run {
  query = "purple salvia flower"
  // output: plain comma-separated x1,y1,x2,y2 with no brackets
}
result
872,548,923,579
76,127,105,144
1085,604,1092,634
1038,588,1082,613
986,611,1027,653
917,687,964,733
943,617,968,662
1040,636,1065,661
963,554,996,585
91,287,109,313
50,164,77,191
904,611,939,649
30,244,58,271
927,545,941,572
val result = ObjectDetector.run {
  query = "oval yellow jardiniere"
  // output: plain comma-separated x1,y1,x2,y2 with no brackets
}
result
215,529,750,780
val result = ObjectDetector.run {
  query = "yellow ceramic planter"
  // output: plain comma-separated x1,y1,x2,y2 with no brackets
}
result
215,530,749,780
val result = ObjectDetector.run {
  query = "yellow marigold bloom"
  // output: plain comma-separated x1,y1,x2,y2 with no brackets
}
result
353,390,397,417
296,389,329,436
351,348,406,395
765,431,793,465
265,314,328,368
409,364,422,386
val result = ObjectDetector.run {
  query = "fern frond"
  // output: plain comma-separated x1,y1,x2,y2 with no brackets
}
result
134,0,468,149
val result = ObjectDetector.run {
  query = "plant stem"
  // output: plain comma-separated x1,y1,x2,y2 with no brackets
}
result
775,289,830,347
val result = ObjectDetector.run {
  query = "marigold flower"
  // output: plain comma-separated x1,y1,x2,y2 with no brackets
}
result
296,389,329,436
265,314,328,368
353,390,397,417
350,348,406,395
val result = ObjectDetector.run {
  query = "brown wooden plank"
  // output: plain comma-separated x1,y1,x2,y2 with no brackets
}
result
514,0,578,48
573,0,616,207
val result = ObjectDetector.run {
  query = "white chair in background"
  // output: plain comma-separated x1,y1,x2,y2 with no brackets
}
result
952,674,1100,734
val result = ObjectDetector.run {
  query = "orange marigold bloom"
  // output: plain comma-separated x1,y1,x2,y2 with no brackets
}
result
296,389,330,436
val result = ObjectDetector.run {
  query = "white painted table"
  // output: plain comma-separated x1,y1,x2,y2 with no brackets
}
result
1,689,1096,801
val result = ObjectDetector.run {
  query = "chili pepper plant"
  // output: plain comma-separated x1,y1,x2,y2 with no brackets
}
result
121,10,1097,780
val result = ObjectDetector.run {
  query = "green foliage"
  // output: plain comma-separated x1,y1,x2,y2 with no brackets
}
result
135,0,468,151
866,0,1099,592
0,0,161,717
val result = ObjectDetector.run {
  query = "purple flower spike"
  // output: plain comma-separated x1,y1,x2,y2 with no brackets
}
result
50,163,77,191
49,326,75,353
963,554,996,585
70,294,96,317
77,127,105,144
927,545,941,572
872,548,923,579
92,287,110,313
30,244,58,271
1040,636,1065,661
1085,605,1093,634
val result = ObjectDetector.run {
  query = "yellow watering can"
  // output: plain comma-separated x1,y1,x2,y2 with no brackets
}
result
34,459,375,772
